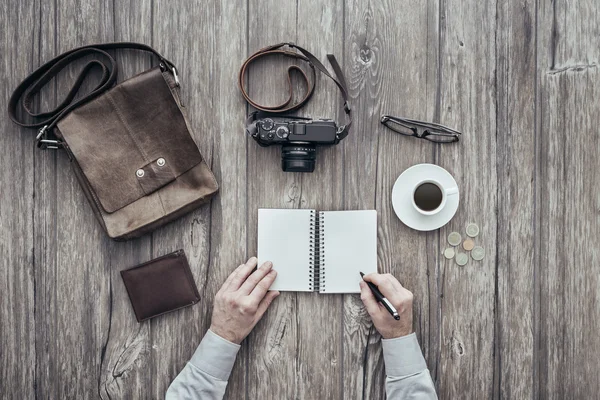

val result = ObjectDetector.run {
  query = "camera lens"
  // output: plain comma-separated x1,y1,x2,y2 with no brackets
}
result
281,143,317,172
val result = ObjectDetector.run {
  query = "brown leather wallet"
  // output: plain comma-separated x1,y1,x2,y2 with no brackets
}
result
120,249,200,322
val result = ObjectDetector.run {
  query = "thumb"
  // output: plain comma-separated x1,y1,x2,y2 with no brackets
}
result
256,290,280,318
360,281,380,316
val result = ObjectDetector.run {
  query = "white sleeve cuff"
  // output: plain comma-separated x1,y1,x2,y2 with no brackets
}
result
188,329,241,381
381,332,428,377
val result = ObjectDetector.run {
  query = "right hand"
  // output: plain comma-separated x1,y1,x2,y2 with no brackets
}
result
359,273,414,339
209,257,280,344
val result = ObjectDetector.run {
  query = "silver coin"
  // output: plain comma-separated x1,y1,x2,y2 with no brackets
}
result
455,252,469,266
471,246,485,261
443,248,455,259
466,223,480,238
448,232,462,246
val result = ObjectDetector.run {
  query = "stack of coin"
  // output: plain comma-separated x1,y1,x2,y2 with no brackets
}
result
444,223,485,266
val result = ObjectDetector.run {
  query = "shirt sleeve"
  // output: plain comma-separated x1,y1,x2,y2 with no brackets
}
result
166,329,241,400
382,333,438,400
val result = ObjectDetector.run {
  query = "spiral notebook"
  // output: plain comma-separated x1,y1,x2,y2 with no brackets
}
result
258,209,377,293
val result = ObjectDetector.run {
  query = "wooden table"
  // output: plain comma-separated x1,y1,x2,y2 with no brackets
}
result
2,0,599,398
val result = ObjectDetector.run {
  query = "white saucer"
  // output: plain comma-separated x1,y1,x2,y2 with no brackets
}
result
391,164,459,231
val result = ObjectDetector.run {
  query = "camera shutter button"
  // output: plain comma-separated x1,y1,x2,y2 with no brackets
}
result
276,126,289,138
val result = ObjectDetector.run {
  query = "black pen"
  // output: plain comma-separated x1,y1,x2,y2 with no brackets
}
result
360,272,400,320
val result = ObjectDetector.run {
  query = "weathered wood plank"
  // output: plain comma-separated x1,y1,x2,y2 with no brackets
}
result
96,2,155,398
436,0,498,398
30,0,60,397
494,0,537,398
0,2,37,399
46,0,115,398
150,0,247,398
537,0,600,398
342,0,439,398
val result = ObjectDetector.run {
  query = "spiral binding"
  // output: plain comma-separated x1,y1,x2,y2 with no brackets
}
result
308,211,326,292
318,211,326,292
308,211,316,291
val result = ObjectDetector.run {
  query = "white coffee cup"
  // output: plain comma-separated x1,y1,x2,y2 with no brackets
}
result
411,179,459,216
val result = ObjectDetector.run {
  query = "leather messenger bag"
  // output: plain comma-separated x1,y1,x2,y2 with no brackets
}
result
8,43,218,240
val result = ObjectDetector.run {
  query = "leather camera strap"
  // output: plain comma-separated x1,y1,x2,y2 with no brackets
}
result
8,42,178,148
238,42,352,140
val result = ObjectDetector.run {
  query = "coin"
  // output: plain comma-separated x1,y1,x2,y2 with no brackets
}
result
463,239,475,251
466,223,479,238
471,246,485,261
455,252,469,266
448,232,462,246
444,248,455,259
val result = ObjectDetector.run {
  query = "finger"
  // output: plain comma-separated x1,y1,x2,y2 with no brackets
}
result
249,269,278,302
221,264,246,292
228,257,259,291
359,281,381,316
362,273,397,298
255,290,280,319
239,261,274,295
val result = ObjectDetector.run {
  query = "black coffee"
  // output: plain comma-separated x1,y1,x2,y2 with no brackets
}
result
414,182,443,211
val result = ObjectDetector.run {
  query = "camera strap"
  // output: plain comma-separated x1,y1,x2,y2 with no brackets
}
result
239,42,352,140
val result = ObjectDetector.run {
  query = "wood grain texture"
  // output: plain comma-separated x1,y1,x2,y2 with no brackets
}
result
538,0,600,399
98,2,154,399
44,1,115,398
343,0,439,398
245,0,345,398
0,2,36,399
436,0,498,398
245,2,302,399
495,0,537,398
150,1,247,398
1,0,600,398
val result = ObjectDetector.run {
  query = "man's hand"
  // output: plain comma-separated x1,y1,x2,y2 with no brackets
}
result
210,257,280,344
359,273,414,339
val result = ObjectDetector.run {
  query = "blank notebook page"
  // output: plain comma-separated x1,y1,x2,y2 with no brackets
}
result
321,210,377,293
258,209,313,292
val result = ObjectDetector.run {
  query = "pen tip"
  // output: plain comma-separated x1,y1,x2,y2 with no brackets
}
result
359,272,365,277
393,313,400,321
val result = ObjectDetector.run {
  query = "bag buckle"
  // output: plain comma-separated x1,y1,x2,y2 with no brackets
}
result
35,125,62,150
172,67,180,87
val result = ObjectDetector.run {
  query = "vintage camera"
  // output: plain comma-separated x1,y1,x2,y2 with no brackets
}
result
253,118,340,172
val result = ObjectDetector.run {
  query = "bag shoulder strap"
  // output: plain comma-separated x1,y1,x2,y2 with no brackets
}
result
7,42,178,148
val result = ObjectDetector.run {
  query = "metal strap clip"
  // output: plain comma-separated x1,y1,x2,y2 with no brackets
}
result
35,125,62,150
343,101,351,113
172,67,180,87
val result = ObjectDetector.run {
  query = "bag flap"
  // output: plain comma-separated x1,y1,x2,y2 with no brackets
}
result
57,67,202,213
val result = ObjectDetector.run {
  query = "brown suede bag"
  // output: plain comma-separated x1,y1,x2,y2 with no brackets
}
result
8,43,218,240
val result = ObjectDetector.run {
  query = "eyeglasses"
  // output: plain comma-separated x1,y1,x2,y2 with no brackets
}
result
380,115,461,143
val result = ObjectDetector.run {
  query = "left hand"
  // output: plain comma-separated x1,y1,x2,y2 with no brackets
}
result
209,257,280,344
